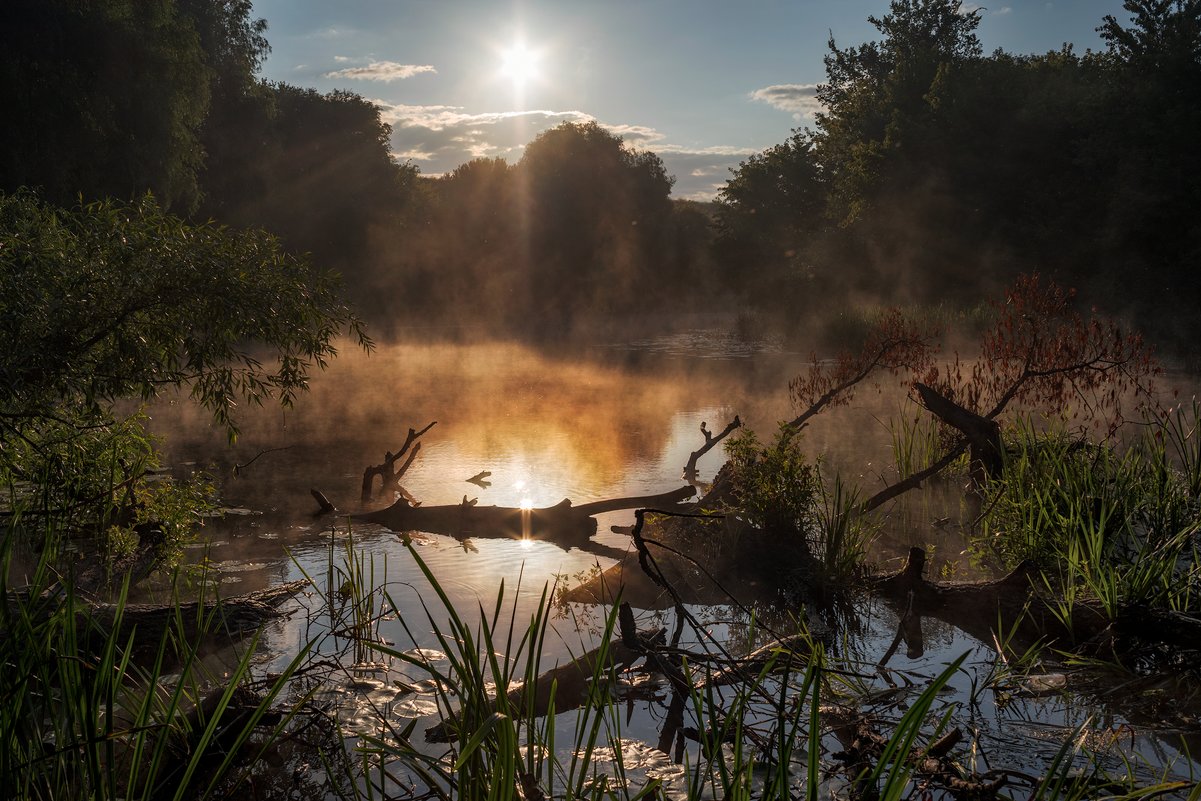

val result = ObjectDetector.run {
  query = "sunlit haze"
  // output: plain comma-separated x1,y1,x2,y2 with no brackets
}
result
253,0,1129,199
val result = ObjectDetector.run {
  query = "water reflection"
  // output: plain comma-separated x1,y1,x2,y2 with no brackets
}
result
134,335,1201,791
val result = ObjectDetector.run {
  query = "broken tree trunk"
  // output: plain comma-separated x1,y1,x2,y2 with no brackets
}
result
360,486,697,548
89,579,310,649
361,421,436,503
914,382,1002,484
872,547,1201,656
4,580,309,654
684,416,741,478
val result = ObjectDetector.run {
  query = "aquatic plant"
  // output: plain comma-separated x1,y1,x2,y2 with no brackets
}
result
0,517,313,800
978,413,1201,620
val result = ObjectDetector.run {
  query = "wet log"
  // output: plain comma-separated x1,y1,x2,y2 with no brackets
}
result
425,632,649,742
360,486,696,548
873,547,1201,655
88,579,310,648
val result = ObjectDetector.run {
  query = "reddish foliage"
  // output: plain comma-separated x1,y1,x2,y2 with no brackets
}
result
787,308,939,430
788,274,1159,438
922,274,1159,432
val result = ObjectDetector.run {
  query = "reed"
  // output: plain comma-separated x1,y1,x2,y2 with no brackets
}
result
978,414,1201,620
0,514,308,800
354,543,1023,801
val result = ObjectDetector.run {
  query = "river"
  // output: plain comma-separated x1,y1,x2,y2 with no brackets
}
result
140,327,1200,793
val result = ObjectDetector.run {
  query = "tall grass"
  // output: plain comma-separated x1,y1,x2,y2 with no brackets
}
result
0,514,310,800
887,409,942,480
977,414,1201,619
351,542,1004,801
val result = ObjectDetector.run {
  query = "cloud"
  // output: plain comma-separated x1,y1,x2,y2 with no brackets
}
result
602,124,666,147
375,101,755,199
325,61,436,82
333,55,351,63
375,101,592,166
748,84,822,120
960,3,1012,15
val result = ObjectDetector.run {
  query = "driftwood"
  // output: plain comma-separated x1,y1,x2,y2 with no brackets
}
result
361,421,436,502
425,628,655,743
90,579,309,648
360,486,697,548
873,547,1201,657
684,416,741,478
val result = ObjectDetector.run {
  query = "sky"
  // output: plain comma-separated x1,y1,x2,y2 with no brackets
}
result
251,0,1130,200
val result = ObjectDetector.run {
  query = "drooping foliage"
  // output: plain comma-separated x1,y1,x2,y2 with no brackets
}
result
0,190,368,567
0,191,367,433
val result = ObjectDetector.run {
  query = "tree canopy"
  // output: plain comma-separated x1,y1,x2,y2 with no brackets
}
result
0,191,368,436
717,0,1201,344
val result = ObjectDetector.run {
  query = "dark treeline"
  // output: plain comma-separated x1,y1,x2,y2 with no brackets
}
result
715,0,1201,345
3,0,1198,344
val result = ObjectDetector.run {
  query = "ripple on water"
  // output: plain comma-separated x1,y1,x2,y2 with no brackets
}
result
394,697,440,718
211,560,269,573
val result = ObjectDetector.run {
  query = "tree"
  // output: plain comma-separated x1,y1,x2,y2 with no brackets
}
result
0,190,369,566
194,83,420,323
0,0,211,210
0,191,368,434
1091,0,1201,334
816,0,983,225
784,274,1157,511
714,131,827,305
517,121,675,329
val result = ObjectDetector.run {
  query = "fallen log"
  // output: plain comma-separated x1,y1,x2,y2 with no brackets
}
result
425,632,651,743
872,547,1201,657
88,579,310,649
360,486,696,548
7,581,305,655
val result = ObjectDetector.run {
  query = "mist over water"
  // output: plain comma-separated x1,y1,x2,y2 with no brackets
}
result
142,326,1004,602
136,328,1201,783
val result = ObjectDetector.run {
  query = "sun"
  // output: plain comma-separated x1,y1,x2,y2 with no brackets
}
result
499,43,540,86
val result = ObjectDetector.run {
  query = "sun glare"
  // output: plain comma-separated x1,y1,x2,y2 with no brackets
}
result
499,43,540,86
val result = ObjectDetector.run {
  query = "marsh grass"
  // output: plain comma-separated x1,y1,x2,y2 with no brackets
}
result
345,543,1101,801
0,514,309,800
978,414,1201,621
887,408,943,480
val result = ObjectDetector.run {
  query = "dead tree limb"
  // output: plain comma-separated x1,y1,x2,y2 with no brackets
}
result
3,580,310,655
857,440,969,514
360,421,436,502
915,382,1002,483
310,488,335,515
684,416,741,477
360,486,697,548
